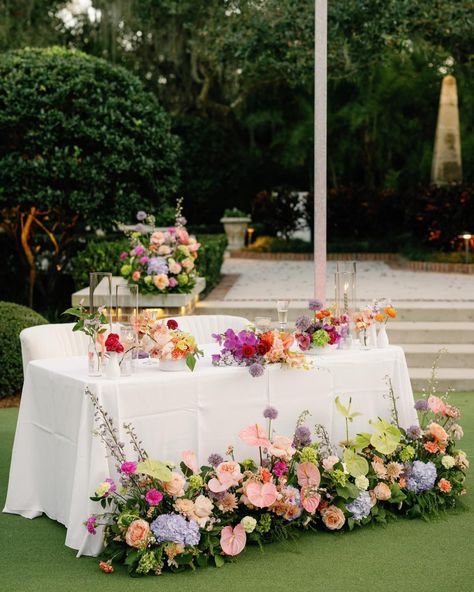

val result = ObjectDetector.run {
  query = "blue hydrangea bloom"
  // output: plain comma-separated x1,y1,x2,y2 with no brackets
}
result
150,513,200,546
406,460,437,493
346,491,372,521
147,257,168,276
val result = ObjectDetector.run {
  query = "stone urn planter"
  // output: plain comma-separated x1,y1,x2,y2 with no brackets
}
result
220,216,251,251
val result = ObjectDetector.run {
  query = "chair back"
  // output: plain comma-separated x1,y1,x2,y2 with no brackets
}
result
175,315,250,344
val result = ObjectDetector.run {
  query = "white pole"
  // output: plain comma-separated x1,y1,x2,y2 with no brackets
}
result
314,0,327,302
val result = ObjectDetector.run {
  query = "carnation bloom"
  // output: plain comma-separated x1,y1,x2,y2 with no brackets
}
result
99,561,114,573
120,461,137,475
145,489,164,506
441,455,455,469
272,460,289,477
241,516,257,533
86,515,97,535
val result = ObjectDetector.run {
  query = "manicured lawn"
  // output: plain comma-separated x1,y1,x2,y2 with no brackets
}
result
1,394,474,592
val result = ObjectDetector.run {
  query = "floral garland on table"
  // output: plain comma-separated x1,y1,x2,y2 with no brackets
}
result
118,201,200,295
294,299,348,351
85,383,468,576
211,327,310,377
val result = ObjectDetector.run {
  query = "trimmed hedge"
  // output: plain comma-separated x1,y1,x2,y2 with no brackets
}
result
69,234,227,294
0,301,48,399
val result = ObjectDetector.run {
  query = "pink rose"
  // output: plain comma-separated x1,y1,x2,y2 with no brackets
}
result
176,228,190,244
120,461,137,475
322,455,339,471
119,251,128,260
139,256,149,264
158,245,172,256
162,472,186,497
125,519,150,548
321,505,346,530
169,277,178,288
150,231,165,245
145,489,163,506
208,461,243,493
169,262,182,274
269,436,296,461
182,258,194,271
132,270,141,282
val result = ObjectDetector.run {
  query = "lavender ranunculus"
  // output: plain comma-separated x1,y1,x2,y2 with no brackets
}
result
414,399,429,411
150,513,200,546
147,256,168,276
249,363,264,377
405,460,437,493
346,491,372,521
295,315,312,332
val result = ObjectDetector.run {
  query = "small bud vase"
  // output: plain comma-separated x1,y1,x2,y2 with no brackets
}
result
377,324,389,348
105,351,121,379
88,339,103,376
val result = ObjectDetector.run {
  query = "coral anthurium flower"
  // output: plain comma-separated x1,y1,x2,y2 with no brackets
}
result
239,424,271,448
220,524,247,556
297,462,321,488
246,482,278,508
181,450,199,474
301,487,321,514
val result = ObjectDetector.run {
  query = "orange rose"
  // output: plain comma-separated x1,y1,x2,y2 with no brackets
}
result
125,519,150,549
375,313,385,322
261,468,272,483
321,505,346,530
438,478,452,493
424,441,439,454
384,306,397,318
427,422,448,443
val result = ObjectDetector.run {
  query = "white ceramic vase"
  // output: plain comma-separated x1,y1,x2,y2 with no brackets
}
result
159,357,188,372
367,324,377,348
105,351,121,379
377,324,389,348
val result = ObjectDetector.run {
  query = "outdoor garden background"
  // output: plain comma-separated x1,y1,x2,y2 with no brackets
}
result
0,2,473,591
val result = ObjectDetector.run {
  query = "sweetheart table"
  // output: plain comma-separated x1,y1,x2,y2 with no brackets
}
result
4,345,417,556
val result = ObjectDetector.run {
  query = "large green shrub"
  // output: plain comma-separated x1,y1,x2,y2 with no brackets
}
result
0,301,48,399
69,234,227,294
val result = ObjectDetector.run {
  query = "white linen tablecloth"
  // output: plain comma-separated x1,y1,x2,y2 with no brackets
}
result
4,345,417,556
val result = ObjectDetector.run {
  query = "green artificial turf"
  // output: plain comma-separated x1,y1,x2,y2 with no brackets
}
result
1,395,474,592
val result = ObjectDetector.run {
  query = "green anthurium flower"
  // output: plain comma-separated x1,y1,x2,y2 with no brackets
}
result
136,459,173,482
369,419,401,455
343,447,369,477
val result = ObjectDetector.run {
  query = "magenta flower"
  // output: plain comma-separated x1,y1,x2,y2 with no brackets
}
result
139,256,150,264
120,461,137,475
296,333,311,351
86,515,97,535
169,277,178,288
104,478,116,495
120,251,129,260
145,489,164,506
272,461,289,477
132,245,145,256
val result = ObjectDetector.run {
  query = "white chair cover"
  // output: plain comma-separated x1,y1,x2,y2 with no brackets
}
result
20,323,90,374
174,315,250,344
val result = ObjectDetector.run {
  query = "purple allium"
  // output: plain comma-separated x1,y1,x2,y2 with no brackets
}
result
406,425,422,440
147,256,168,276
294,426,312,447
208,453,224,467
414,399,429,411
150,513,201,546
406,460,437,493
309,299,324,312
86,515,97,535
136,211,147,221
137,350,149,359
295,315,312,332
263,406,279,420
272,460,289,477
249,363,264,378
346,491,372,521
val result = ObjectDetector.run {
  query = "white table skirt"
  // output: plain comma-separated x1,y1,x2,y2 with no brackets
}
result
4,345,417,557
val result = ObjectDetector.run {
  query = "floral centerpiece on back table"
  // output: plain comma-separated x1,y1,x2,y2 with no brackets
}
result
294,299,347,352
119,200,201,295
212,327,310,377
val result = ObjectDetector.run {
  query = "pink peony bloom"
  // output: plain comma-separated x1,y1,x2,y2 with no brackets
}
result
220,524,247,556
239,424,271,448
145,489,164,506
120,461,137,475
245,482,278,508
168,277,178,288
427,395,447,415
181,450,199,475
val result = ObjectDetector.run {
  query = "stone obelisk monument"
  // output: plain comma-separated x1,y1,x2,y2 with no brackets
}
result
431,75,462,185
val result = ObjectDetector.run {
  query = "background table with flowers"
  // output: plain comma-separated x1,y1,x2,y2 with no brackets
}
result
4,344,417,556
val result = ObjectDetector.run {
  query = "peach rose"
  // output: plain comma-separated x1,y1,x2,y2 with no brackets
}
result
174,498,195,519
163,472,186,497
373,482,391,501
216,461,242,486
193,495,214,526
438,478,452,493
153,273,170,290
158,245,172,256
321,505,346,530
427,422,448,443
125,519,150,548
269,435,296,461
182,258,195,271
169,261,182,274
150,231,165,245
132,270,141,282
322,455,339,471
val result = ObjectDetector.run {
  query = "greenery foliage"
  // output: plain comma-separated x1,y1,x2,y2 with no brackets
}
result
69,235,227,295
0,301,48,399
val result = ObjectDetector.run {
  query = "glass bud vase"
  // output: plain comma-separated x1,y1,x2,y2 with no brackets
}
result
88,339,103,376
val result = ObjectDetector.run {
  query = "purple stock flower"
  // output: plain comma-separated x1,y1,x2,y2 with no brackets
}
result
263,406,278,420
136,211,147,221
86,515,97,535
309,299,324,311
294,426,312,447
346,491,372,521
272,460,288,477
150,513,201,546
406,425,422,440
147,256,168,276
295,315,312,332
249,363,264,377
208,453,224,467
414,399,429,411
405,460,437,493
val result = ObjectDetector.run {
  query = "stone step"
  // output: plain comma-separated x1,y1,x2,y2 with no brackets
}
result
409,368,474,392
402,344,474,368
388,322,474,344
